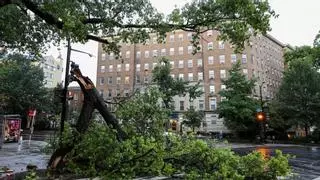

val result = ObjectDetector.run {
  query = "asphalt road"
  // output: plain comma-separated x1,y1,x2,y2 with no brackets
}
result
234,145,320,180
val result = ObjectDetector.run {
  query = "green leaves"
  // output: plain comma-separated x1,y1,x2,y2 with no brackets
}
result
183,108,204,131
0,53,49,114
217,62,258,134
275,58,320,134
1,0,275,55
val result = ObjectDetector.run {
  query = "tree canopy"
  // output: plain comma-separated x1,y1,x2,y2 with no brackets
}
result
0,54,50,114
1,0,276,54
276,58,320,136
217,62,258,136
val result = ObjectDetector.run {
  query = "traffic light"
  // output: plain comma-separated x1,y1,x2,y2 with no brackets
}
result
256,112,265,121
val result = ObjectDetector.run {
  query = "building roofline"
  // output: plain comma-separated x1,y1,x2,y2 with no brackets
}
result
264,34,285,48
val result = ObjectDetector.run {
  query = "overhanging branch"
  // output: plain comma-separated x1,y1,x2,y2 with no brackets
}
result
21,0,64,29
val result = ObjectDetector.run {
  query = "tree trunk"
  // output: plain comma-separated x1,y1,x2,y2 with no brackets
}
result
304,124,309,137
48,63,127,170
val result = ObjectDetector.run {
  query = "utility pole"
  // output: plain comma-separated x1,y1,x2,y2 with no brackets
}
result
60,38,71,137
60,38,95,139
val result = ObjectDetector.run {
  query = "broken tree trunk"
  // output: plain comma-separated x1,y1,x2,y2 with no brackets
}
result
48,62,127,170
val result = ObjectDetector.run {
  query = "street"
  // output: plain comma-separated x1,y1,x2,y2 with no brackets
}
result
234,145,320,180
0,140,49,176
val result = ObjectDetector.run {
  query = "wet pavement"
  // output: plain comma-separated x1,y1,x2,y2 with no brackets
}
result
234,145,320,180
0,140,49,175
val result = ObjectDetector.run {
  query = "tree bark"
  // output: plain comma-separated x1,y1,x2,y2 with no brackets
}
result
304,124,309,137
48,63,127,170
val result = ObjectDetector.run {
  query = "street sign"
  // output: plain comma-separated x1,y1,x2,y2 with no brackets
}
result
28,109,37,117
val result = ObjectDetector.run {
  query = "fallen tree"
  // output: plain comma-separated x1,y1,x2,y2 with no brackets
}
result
48,62,127,170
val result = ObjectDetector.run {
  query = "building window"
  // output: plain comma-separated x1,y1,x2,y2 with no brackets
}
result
209,98,217,110
136,64,141,71
220,69,226,79
100,66,105,73
188,73,193,81
101,53,106,61
107,89,112,97
136,75,141,84
178,47,183,55
144,76,149,84
99,90,104,97
125,64,130,71
199,100,204,110
145,51,149,58
178,60,184,68
187,33,192,40
198,72,203,81
153,50,158,57
108,77,113,84
136,51,141,59
178,34,183,41
209,70,214,79
211,120,217,124
170,74,175,79
109,52,114,60
218,41,225,49
108,65,113,72
197,59,203,67
180,101,185,111
188,46,193,54
209,85,215,94
208,42,213,50
208,56,214,64
219,55,225,64
144,63,149,71
126,51,130,58
170,61,174,69
188,59,193,68
207,30,213,36
117,64,122,72
242,54,247,64
170,48,174,55
221,84,226,90
169,35,174,42
125,76,130,84
152,37,157,44
179,73,184,80
116,77,121,84
161,49,166,56
231,54,237,63
99,77,104,85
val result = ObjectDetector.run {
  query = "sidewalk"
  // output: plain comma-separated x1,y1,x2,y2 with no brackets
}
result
0,140,49,175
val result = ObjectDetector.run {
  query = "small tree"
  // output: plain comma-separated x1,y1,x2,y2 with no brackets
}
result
183,108,204,132
217,62,258,137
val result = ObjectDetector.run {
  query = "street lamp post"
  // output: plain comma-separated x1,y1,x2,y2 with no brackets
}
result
258,82,266,143
60,38,95,138
60,38,71,137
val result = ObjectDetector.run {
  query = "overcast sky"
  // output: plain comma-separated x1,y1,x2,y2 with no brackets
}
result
46,0,320,86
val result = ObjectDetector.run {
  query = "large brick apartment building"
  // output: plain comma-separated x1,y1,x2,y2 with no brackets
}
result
96,30,285,134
